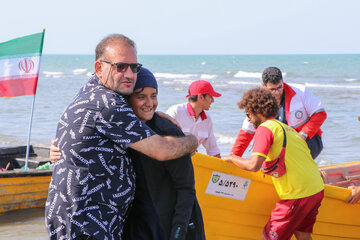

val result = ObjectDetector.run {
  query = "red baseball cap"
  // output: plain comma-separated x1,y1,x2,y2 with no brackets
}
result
186,80,222,97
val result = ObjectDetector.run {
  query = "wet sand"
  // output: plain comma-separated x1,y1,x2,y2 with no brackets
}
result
0,208,47,240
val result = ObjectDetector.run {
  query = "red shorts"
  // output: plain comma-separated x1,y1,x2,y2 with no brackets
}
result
263,190,324,240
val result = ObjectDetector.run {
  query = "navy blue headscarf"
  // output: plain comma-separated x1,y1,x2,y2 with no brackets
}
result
135,67,158,92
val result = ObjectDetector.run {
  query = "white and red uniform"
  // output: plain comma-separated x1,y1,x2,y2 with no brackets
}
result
166,102,220,156
231,82,327,157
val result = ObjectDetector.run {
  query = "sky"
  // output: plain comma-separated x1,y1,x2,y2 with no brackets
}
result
1,0,360,55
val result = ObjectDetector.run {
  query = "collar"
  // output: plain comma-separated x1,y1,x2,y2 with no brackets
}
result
187,102,207,120
283,82,296,122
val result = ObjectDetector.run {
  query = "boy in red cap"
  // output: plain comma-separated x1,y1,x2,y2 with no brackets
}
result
166,80,222,158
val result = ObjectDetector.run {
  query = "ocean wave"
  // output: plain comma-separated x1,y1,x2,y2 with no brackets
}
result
215,133,236,145
201,61,206,65
42,71,64,78
344,78,358,82
305,83,360,89
234,71,262,78
154,73,197,79
228,81,260,86
161,79,193,85
72,68,88,75
200,74,217,79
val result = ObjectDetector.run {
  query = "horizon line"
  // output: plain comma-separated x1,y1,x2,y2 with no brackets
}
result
42,53,360,56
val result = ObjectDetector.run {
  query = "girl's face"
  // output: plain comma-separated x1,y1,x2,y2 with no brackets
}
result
128,87,158,122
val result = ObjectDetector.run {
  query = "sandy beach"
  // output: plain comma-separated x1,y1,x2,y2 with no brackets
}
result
0,208,47,240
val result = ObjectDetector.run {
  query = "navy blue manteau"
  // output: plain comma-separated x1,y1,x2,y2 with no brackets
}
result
45,75,155,240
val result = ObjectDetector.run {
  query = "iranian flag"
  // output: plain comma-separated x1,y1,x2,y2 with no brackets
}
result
0,31,45,97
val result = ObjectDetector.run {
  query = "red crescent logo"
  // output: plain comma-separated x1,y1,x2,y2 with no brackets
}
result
18,58,35,73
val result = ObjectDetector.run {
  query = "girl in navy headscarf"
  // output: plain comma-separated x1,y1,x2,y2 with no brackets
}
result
124,67,205,240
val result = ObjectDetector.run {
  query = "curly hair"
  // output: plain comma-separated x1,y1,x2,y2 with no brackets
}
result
262,66,283,85
238,87,279,118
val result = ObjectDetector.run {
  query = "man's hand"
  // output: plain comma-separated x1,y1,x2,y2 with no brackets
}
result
50,140,62,163
346,186,360,204
213,154,221,158
298,132,307,141
156,111,182,129
222,154,265,172
319,169,327,183
222,156,233,163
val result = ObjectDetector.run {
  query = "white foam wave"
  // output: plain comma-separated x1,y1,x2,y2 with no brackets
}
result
73,68,88,75
201,61,206,65
154,73,197,79
215,133,236,145
344,78,358,82
234,71,287,78
200,74,217,80
234,71,262,78
42,71,64,78
228,81,260,86
162,79,194,85
305,83,360,89
304,61,309,64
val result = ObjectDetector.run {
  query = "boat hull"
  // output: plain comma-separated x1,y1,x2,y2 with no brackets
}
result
0,170,52,213
192,153,360,240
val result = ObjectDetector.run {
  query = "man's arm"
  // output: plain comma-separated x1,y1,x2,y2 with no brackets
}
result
230,129,254,157
202,117,221,158
223,154,265,172
130,134,198,161
300,86,327,139
156,111,182,129
164,156,195,240
299,111,327,139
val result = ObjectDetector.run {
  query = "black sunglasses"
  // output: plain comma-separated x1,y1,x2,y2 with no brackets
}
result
100,60,142,73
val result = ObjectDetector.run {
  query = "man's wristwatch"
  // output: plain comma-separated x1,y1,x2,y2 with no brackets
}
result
299,131,308,139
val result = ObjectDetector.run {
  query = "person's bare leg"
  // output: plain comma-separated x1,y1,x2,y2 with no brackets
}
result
294,231,312,240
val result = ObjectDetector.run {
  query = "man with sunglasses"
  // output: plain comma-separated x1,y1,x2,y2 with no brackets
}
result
45,34,198,240
231,66,327,160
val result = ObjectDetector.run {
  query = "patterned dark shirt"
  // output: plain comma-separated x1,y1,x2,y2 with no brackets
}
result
45,75,155,240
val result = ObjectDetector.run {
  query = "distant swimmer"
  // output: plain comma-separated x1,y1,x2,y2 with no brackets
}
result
224,87,324,240
231,66,327,160
166,80,222,158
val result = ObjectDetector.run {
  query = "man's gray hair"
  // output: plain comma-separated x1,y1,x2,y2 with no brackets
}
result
95,34,137,60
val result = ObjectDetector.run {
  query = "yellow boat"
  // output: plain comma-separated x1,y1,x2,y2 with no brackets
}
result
192,153,360,240
0,146,52,214
1,148,360,239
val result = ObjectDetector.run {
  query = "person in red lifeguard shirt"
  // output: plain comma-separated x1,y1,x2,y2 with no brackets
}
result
231,67,327,159
224,87,324,240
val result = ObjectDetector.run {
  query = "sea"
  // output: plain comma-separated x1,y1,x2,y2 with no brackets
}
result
1,54,360,239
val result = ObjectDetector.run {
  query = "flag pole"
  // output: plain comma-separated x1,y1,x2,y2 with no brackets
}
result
24,94,36,170
24,29,45,170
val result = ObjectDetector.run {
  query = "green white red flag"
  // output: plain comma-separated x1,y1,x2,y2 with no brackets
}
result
0,31,45,97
